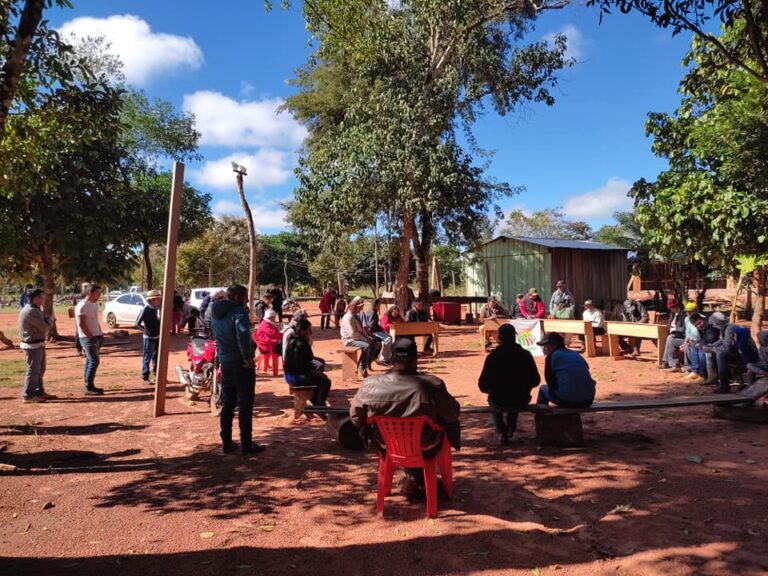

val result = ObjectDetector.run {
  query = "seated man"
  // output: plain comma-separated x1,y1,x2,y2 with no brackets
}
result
746,331,768,383
284,319,331,409
704,312,759,393
478,324,540,445
578,299,603,348
479,296,508,348
660,298,686,371
350,337,460,499
536,332,596,408
619,298,649,357
520,288,545,319
406,299,434,354
341,297,381,379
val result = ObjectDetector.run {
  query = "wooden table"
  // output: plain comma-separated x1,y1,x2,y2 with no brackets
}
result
389,321,440,356
542,319,599,357
480,318,506,350
605,321,669,365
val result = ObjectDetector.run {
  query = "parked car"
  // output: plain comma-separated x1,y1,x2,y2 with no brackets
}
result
188,287,226,312
103,293,149,328
106,290,123,301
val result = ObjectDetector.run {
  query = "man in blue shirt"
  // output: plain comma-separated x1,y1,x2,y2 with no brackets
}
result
211,284,265,456
135,290,161,385
536,332,596,408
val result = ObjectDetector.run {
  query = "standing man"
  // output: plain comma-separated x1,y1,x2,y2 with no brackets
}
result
549,280,574,317
406,299,433,354
211,284,265,455
136,289,161,385
341,296,380,379
318,289,336,330
76,283,104,396
19,288,55,403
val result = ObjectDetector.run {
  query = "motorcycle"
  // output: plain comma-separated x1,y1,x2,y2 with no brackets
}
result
176,336,222,415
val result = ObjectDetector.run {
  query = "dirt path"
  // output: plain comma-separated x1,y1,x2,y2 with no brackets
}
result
1,306,767,576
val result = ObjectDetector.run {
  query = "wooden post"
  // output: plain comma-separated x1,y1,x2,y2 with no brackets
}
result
153,162,185,417
233,165,258,323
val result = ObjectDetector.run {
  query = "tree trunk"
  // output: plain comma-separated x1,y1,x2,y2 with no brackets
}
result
39,242,59,340
142,239,153,290
411,211,433,304
752,266,765,338
235,173,258,323
395,214,413,310
0,0,46,142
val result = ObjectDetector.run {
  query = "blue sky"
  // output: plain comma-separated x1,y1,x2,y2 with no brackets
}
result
50,0,694,234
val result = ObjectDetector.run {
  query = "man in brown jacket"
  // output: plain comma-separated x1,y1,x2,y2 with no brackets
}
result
350,337,460,499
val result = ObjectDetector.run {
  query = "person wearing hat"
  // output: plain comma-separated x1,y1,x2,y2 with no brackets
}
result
549,280,574,317
341,296,381,378
520,288,545,319
660,297,686,371
536,332,596,408
479,296,508,349
619,298,649,357
478,324,540,445
136,289,162,385
699,311,759,393
350,337,460,499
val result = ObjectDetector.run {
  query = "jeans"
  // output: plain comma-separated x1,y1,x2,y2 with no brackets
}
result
142,337,159,381
663,336,685,367
23,347,46,399
79,336,103,389
374,332,393,362
219,363,256,449
285,371,332,406
347,339,382,369
320,312,331,330
686,346,708,377
489,396,528,438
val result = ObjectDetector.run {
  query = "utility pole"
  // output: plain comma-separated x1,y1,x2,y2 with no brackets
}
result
283,254,289,297
232,162,258,323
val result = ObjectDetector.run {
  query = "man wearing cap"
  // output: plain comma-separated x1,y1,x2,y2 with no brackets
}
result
620,298,649,357
479,296,508,349
660,298,686,371
341,296,381,379
536,332,596,408
478,324,540,444
549,280,574,317
520,288,545,319
136,289,162,385
350,337,460,498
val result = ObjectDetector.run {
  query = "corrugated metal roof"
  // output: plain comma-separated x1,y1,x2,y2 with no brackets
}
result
493,236,626,251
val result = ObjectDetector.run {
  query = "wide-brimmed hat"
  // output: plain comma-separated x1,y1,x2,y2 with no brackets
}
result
146,289,161,299
349,296,365,308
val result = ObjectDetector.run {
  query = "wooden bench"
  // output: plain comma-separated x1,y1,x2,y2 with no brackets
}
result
338,346,363,382
542,319,600,357
605,321,669,365
480,318,505,350
289,385,317,419
389,321,440,356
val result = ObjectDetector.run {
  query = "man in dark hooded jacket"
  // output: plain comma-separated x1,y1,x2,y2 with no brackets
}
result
702,312,759,393
211,284,265,455
478,324,540,444
746,331,768,382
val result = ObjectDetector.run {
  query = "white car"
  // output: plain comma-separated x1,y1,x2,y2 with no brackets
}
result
103,293,149,328
188,287,226,311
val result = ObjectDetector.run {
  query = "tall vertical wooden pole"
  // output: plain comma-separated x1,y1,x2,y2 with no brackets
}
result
235,170,258,323
153,162,185,417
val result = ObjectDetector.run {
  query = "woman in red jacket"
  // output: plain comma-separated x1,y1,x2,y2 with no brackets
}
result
254,309,284,355
380,305,403,332
520,288,545,319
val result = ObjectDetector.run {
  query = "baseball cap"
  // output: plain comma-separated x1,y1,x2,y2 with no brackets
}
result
684,302,697,312
392,337,417,359
536,332,565,347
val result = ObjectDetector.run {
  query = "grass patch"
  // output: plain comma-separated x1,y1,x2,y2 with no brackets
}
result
0,358,26,387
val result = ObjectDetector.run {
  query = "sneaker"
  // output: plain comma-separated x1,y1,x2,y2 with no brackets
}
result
241,443,266,456
84,387,104,396
22,395,46,404
142,379,152,386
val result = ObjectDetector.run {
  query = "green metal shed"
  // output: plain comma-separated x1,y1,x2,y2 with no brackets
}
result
464,236,628,312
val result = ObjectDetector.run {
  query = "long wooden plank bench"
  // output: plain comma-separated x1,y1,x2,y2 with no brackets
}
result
389,321,440,356
605,321,669,365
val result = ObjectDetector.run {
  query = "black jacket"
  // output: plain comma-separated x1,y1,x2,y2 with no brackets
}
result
284,336,314,376
478,342,540,408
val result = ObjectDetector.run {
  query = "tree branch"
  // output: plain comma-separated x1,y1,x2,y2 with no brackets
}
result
740,0,768,79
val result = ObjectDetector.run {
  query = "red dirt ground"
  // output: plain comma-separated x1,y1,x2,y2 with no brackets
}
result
1,303,767,576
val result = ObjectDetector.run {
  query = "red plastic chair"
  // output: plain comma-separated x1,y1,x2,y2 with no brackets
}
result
368,415,453,518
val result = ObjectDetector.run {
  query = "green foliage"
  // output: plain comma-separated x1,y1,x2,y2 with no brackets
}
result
500,208,593,240
631,22,768,274
258,231,315,289
177,220,250,288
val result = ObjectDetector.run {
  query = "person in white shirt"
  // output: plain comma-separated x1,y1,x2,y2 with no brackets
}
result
582,300,605,334
19,288,56,403
76,283,104,395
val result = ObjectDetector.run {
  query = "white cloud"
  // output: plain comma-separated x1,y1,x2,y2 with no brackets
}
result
213,200,287,231
182,91,307,149
562,178,633,220
543,24,584,61
59,15,203,85
189,150,291,190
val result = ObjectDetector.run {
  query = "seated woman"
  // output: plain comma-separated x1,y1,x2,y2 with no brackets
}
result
380,305,403,332
254,309,283,356
536,332,596,408
284,319,331,409
478,324,540,445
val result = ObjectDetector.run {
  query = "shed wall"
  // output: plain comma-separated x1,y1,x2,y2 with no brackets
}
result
549,249,628,311
464,238,551,309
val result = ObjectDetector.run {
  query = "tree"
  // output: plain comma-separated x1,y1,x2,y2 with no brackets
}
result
259,232,314,294
177,217,252,287
500,208,594,239
630,22,768,334
589,0,768,85
282,0,571,308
